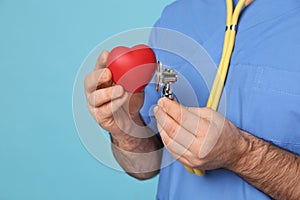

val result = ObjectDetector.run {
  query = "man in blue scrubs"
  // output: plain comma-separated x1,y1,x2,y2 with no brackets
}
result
84,0,300,199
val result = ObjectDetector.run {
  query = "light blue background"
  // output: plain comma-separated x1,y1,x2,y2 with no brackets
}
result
0,0,173,199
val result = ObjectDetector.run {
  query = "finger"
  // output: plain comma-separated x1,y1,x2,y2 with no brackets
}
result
154,106,195,148
94,50,109,70
88,85,124,108
84,68,112,93
155,105,211,157
101,92,129,116
157,98,206,136
245,0,253,6
159,126,205,170
88,92,129,121
158,122,196,162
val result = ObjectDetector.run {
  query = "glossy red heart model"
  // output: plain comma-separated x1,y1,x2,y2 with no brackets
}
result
107,44,157,93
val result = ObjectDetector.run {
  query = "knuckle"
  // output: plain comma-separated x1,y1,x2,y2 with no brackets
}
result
103,117,114,128
84,72,99,91
202,107,213,119
97,109,111,125
88,93,96,106
84,73,92,90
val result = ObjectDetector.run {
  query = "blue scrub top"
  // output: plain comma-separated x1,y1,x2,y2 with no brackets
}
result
140,0,300,199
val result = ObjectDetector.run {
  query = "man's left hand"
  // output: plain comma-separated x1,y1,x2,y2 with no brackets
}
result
154,97,249,170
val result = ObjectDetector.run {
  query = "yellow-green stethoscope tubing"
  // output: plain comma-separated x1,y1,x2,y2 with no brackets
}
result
184,0,247,176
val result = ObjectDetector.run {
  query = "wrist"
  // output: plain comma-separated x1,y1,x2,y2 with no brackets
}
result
227,130,269,175
111,133,142,152
226,129,252,172
111,112,145,135
110,114,155,152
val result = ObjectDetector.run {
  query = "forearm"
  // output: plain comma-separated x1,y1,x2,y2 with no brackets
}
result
229,131,300,200
110,115,163,180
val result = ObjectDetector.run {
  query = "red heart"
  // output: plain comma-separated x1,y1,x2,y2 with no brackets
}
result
107,44,157,93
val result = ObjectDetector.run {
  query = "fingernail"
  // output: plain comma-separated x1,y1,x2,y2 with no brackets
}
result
112,85,123,98
158,99,164,107
104,68,112,79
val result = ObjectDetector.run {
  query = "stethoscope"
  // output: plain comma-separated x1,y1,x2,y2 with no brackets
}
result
156,0,248,176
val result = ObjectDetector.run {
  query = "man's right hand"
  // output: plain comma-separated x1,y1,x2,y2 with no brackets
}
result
84,50,162,179
84,50,145,138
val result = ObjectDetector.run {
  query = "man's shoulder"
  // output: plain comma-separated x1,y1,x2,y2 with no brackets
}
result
158,0,222,26
153,0,224,44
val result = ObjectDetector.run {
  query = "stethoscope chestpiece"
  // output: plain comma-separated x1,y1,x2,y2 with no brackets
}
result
155,61,178,99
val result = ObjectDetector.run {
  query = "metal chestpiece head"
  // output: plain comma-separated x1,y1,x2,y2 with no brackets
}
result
155,61,178,99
